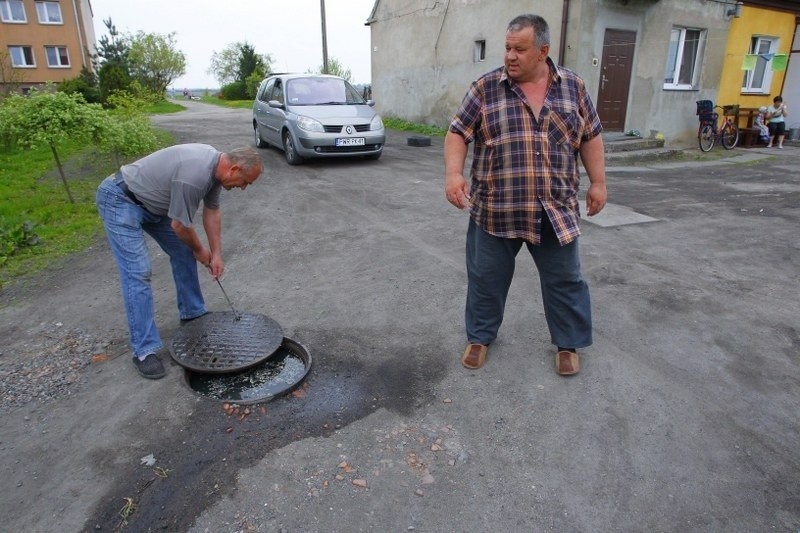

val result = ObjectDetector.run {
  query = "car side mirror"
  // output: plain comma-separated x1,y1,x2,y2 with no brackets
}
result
268,100,285,109
366,100,375,107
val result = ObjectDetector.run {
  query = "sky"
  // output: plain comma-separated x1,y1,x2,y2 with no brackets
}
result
90,0,376,89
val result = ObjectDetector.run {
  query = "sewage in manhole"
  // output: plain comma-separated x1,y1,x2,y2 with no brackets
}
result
186,338,312,404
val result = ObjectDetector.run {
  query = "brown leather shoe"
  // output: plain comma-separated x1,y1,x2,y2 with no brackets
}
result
555,349,580,376
461,344,488,369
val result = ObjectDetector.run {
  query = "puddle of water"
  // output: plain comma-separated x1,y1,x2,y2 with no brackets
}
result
186,340,311,404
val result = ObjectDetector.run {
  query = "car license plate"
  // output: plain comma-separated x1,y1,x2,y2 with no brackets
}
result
335,137,365,147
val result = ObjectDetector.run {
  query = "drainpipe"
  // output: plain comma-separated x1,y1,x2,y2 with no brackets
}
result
779,15,799,97
559,0,570,65
70,0,88,69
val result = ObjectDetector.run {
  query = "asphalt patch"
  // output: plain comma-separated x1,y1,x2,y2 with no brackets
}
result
82,329,447,531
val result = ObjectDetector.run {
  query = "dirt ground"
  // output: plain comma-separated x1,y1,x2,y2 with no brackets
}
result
1,101,799,532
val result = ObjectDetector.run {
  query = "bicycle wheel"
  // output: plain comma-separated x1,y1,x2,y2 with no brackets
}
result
698,124,715,152
722,123,739,149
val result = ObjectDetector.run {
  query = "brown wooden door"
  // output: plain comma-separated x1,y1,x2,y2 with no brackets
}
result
597,29,635,131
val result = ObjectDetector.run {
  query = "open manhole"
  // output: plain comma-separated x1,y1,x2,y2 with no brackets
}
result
170,311,283,373
185,337,312,404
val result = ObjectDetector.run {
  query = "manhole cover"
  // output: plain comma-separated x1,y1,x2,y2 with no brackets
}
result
186,337,312,404
170,311,283,373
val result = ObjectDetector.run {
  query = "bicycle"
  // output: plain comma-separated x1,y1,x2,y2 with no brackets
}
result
696,100,740,152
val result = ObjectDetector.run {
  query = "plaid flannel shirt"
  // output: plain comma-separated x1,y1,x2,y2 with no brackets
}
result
449,58,603,245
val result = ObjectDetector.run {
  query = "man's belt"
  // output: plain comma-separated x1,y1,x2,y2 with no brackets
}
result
113,172,145,207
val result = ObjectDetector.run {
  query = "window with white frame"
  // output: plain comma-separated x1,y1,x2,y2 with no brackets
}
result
663,27,705,90
0,0,27,22
742,36,777,93
45,46,69,67
35,1,62,24
9,45,35,67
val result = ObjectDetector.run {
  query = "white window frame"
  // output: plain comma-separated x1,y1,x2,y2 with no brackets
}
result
663,27,706,90
741,36,778,94
9,45,35,67
0,0,27,23
45,45,69,67
35,1,62,24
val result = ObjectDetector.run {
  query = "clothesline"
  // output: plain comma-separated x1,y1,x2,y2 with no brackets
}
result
740,53,789,71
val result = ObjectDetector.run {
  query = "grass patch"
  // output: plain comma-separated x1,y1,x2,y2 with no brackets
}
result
145,100,186,114
669,147,745,162
175,97,448,137
197,95,253,109
383,117,447,137
0,130,174,287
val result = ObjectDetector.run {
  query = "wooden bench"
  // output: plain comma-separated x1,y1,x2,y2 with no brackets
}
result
733,107,768,148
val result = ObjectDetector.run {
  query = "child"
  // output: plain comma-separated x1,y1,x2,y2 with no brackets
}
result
754,106,770,145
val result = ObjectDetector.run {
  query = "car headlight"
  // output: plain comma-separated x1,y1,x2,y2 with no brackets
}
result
296,115,324,133
370,115,384,131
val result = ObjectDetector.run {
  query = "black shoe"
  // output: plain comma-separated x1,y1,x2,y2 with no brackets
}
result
134,353,166,379
180,311,209,325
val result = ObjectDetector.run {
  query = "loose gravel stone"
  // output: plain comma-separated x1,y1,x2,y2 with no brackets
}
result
0,328,112,411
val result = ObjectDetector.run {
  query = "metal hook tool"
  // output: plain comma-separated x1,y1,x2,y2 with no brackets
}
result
216,278,241,321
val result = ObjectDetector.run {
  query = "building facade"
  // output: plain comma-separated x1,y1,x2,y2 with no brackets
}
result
717,1,799,125
0,0,96,94
366,0,798,146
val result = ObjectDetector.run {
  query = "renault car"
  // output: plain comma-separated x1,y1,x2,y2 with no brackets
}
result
252,73,385,165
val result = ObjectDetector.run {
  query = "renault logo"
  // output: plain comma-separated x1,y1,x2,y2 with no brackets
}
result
345,125,353,135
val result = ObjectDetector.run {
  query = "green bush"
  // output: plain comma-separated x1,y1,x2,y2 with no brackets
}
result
59,72,102,104
245,71,264,99
220,80,248,101
0,220,40,266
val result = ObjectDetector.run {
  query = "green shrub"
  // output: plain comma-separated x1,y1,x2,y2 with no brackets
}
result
0,220,40,266
220,80,248,101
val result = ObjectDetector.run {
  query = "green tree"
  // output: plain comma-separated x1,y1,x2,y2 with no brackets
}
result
207,44,239,86
309,57,352,82
96,18,130,65
101,90,160,166
245,70,265,100
0,89,24,148
208,42,273,86
3,89,106,203
98,62,131,102
58,66,101,103
237,42,263,82
96,18,132,101
127,31,186,95
0,50,26,96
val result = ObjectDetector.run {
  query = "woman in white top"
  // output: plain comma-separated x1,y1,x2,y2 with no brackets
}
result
766,95,788,149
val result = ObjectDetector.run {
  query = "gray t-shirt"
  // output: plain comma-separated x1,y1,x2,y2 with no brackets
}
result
120,143,222,227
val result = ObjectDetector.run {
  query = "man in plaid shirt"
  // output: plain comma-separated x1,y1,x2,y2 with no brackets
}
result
444,14,607,376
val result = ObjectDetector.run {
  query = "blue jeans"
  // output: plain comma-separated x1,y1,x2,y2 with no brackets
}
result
96,176,207,359
465,217,592,349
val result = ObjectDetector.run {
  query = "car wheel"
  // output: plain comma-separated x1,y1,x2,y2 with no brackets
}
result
283,131,303,165
254,123,268,148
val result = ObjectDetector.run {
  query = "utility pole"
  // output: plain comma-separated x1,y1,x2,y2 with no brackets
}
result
320,0,329,74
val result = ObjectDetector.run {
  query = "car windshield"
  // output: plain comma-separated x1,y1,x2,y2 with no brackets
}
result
286,77,366,106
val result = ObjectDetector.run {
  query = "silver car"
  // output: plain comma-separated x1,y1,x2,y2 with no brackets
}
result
252,73,385,165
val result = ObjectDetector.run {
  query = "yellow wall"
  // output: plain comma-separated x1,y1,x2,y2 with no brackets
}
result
718,5,795,114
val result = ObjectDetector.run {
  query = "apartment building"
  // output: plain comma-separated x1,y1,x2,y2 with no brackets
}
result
0,0,96,94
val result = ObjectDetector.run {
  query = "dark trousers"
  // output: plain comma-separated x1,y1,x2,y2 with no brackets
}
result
465,217,592,349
